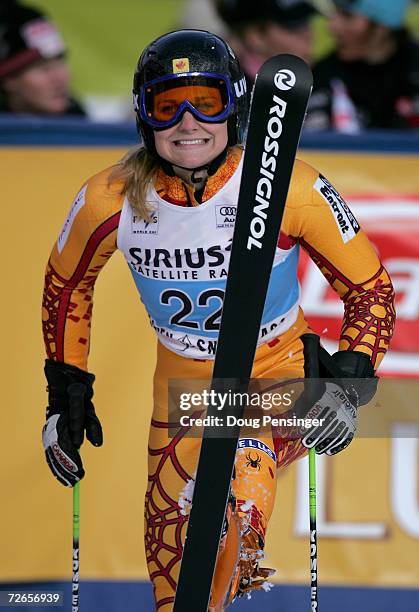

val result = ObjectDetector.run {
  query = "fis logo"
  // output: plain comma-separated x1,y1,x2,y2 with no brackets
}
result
274,69,296,91
215,204,237,228
131,211,159,235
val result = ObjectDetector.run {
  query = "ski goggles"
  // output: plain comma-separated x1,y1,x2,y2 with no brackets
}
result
138,72,235,129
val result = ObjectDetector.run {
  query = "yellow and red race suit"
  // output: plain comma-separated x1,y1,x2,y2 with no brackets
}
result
42,146,395,610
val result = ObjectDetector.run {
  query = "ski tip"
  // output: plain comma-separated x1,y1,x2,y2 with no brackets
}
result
262,53,310,70
258,54,313,88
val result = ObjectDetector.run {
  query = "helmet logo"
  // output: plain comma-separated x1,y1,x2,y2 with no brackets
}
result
234,77,247,98
172,58,190,73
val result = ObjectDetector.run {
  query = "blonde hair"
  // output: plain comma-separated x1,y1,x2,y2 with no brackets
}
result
109,145,159,221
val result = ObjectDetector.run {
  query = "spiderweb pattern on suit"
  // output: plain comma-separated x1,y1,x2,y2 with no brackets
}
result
301,240,396,367
145,418,195,610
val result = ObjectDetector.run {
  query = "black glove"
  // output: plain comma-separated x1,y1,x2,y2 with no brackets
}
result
331,350,378,407
42,359,103,487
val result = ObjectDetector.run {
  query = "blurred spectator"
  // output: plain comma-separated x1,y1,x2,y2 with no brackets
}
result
0,1,85,115
215,0,319,83
176,0,228,37
306,0,419,131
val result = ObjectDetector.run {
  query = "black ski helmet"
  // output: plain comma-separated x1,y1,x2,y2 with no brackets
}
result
132,29,249,152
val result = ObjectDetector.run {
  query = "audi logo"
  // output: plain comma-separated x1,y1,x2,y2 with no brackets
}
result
219,206,236,216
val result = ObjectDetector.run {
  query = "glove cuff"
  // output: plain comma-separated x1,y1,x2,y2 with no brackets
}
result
332,351,377,407
44,359,95,386
332,350,375,378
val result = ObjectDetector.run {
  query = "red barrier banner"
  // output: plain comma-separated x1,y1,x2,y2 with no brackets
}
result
300,195,419,377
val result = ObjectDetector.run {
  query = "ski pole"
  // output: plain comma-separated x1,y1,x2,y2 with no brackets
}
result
301,334,321,611
72,481,80,611
68,383,84,612
309,448,318,610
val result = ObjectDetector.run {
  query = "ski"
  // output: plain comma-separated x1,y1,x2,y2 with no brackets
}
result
174,54,313,612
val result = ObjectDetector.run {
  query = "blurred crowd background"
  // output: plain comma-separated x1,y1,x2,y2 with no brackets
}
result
1,0,419,127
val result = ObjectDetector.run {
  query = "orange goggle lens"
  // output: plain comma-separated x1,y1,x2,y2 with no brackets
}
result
150,84,225,122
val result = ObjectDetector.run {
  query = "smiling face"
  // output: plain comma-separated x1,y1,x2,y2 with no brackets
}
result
153,111,229,169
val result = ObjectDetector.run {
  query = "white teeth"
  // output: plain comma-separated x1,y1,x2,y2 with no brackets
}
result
175,139,206,145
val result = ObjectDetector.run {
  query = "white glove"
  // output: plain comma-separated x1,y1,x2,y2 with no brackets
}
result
301,382,357,455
